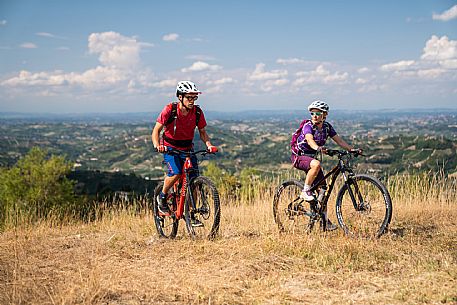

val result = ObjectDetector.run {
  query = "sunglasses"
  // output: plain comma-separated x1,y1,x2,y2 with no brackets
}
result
185,95,199,101
310,111,323,116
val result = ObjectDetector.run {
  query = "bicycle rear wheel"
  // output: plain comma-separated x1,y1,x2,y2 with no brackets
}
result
185,176,221,240
152,183,179,239
273,179,314,234
335,174,392,238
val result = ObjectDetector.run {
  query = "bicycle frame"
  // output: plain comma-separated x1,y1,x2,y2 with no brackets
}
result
167,149,206,219
309,150,362,211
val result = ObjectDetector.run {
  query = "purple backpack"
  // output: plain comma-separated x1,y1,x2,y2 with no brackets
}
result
290,119,331,155
290,119,310,155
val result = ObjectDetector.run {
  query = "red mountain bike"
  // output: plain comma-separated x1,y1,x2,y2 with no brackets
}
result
153,148,220,240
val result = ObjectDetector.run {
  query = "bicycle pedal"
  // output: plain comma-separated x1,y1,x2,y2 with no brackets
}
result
158,211,172,217
191,220,204,227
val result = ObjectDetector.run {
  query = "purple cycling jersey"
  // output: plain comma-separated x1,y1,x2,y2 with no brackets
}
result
297,121,337,154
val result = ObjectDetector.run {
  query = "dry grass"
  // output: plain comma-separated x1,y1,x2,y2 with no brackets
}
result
1,175,456,305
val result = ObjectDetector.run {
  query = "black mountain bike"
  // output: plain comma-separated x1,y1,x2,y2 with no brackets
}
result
273,149,393,238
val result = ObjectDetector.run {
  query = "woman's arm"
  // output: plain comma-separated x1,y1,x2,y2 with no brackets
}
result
305,133,320,151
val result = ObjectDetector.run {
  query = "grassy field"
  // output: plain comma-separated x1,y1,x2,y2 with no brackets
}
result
0,175,456,304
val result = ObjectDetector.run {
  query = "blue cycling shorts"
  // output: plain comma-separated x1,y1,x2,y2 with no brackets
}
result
163,148,199,178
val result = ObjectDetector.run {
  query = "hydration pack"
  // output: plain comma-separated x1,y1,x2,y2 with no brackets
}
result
290,119,330,155
164,102,202,127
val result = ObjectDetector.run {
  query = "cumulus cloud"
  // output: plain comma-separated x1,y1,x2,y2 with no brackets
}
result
380,60,415,71
20,42,37,49
181,61,222,72
1,20,7,26
421,35,457,61
248,63,288,81
432,5,457,21
163,33,179,41
379,35,457,80
2,32,153,92
257,79,289,92
294,65,348,85
88,31,141,69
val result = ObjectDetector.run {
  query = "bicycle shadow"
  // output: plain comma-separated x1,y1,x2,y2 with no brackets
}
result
388,224,438,238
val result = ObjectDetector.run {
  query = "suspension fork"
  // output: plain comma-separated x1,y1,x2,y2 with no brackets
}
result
342,169,364,210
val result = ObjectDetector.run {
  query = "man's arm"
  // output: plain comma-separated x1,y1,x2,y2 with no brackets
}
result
198,127,213,147
198,127,218,152
152,122,164,151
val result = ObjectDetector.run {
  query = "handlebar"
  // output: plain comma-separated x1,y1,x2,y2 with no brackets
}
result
326,149,364,158
156,147,215,156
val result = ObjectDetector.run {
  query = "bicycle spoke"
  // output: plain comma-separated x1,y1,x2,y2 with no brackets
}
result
185,176,220,240
152,183,179,238
336,175,392,238
273,180,314,234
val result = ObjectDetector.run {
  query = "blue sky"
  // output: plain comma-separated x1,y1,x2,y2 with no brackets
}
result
0,0,456,113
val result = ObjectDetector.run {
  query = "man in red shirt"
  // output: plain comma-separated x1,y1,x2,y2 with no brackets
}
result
152,81,218,215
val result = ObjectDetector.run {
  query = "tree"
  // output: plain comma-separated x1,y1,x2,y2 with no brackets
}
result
0,147,76,229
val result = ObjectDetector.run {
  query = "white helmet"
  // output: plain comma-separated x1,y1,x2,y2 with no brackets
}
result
176,80,201,97
307,100,329,113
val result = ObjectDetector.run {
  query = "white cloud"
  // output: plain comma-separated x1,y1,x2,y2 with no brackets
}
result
36,32,68,40
209,77,234,85
276,58,306,65
294,65,348,85
357,67,370,74
151,79,177,88
248,63,288,81
432,5,457,21
36,32,55,38
356,78,368,84
1,20,7,26
440,59,457,69
186,54,216,61
163,33,179,41
88,31,141,69
379,35,457,80
417,68,446,79
421,35,457,61
20,42,37,49
181,61,222,72
2,32,152,92
380,60,415,71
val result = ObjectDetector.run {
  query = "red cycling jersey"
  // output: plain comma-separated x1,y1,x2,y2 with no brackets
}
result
156,102,207,150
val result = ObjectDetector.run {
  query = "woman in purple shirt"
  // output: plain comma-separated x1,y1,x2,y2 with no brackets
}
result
292,100,361,230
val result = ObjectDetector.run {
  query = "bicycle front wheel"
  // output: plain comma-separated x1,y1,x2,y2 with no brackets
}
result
184,176,221,240
336,174,392,238
273,179,312,234
152,183,179,239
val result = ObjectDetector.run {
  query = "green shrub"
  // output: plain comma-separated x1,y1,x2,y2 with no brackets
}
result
0,147,77,229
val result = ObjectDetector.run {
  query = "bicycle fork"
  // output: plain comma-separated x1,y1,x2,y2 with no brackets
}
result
342,172,367,212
